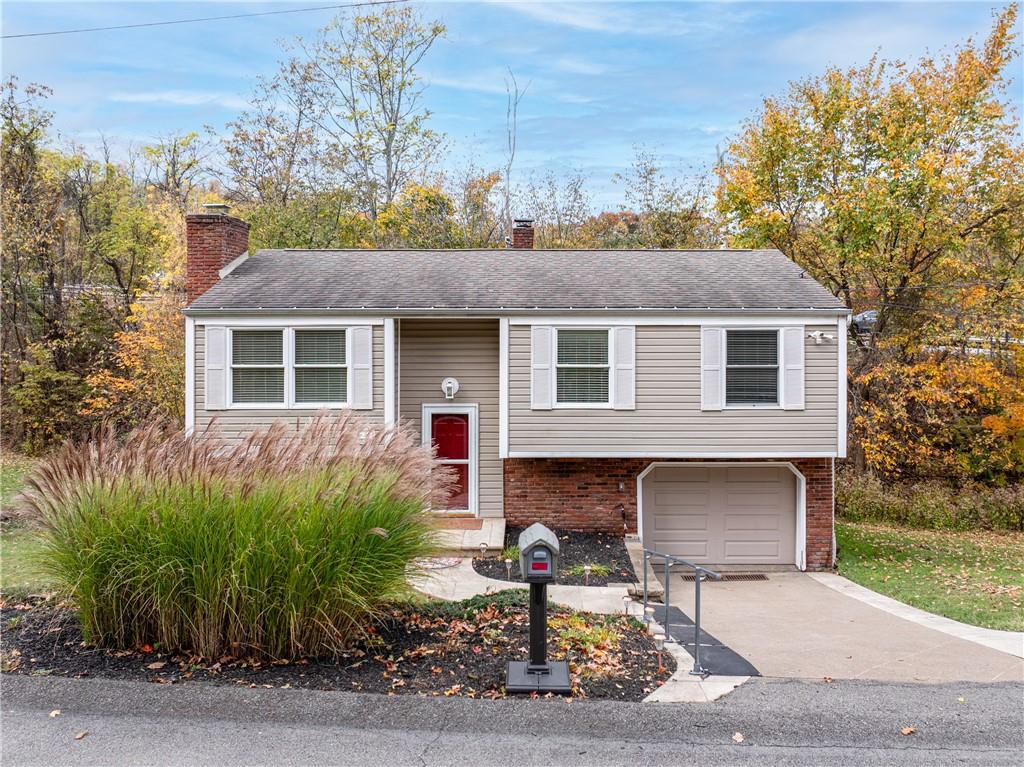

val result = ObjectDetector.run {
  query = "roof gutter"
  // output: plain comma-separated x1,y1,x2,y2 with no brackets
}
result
183,306,851,318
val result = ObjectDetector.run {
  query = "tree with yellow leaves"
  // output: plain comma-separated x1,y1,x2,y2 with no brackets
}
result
717,5,1023,481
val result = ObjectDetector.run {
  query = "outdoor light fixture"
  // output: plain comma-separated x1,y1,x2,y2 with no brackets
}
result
583,564,592,586
622,595,632,616
504,558,513,579
441,377,460,400
506,523,571,694
479,542,488,558
653,631,666,674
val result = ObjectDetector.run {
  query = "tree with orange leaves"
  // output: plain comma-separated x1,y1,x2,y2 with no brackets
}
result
717,5,1023,481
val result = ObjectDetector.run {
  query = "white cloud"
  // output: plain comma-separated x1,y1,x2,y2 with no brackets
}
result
502,1,622,33
770,7,991,70
498,1,755,38
107,90,248,110
426,72,519,95
550,54,608,76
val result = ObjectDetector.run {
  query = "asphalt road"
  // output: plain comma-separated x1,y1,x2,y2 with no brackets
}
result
2,675,1022,766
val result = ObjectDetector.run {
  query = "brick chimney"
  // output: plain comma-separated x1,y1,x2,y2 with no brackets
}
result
511,218,534,249
185,204,250,303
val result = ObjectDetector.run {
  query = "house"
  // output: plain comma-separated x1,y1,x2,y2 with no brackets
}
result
183,205,848,571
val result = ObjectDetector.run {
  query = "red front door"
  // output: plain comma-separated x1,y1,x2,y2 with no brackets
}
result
431,412,470,511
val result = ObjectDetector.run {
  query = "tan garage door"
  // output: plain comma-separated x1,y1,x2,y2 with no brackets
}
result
641,465,796,566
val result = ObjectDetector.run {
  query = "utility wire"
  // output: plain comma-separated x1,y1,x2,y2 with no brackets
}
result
2,0,407,40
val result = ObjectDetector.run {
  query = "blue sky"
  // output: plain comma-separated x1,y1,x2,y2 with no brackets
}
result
3,1,1020,206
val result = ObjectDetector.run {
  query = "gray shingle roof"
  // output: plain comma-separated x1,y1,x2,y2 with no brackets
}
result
186,248,845,312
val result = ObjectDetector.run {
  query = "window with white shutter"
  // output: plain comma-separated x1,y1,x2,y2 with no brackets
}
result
556,329,610,405
725,329,779,405
231,330,285,404
294,329,347,404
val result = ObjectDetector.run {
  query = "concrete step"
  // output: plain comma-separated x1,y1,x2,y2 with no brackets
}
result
434,518,505,556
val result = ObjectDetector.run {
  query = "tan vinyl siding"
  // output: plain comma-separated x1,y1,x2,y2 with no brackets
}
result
194,324,385,441
399,319,502,518
509,324,839,454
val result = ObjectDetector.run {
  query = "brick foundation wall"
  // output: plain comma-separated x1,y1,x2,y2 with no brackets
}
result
502,457,834,570
186,213,250,303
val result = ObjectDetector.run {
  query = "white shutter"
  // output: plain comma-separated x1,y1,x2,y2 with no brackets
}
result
781,326,805,410
612,326,635,410
700,327,724,411
204,326,228,410
531,326,554,410
349,326,374,409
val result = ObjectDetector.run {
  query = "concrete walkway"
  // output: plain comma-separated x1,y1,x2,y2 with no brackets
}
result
666,572,1024,683
809,572,1024,659
414,557,629,614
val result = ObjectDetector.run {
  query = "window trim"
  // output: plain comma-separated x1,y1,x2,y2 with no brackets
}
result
292,327,349,409
227,327,352,409
723,328,782,409
553,326,614,409
228,327,287,409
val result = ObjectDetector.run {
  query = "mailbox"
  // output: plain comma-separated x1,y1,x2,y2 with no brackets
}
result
518,523,560,583
506,522,570,693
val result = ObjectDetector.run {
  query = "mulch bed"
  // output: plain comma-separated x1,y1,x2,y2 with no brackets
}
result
473,528,637,586
0,592,673,701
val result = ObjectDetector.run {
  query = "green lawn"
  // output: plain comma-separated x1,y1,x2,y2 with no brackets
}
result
1,452,36,512
0,524,51,596
836,521,1024,632
1,453,51,597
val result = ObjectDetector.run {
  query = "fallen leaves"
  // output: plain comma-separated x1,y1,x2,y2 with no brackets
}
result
3,597,670,703
732,732,745,743
49,709,61,718
74,731,88,740
900,727,916,736
1,649,22,672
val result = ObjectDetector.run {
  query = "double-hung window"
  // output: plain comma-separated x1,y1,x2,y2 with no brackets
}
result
556,329,610,405
294,329,347,405
725,329,779,405
231,330,285,404
228,328,348,406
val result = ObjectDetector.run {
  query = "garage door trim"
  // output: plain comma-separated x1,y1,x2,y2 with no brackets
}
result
637,462,807,571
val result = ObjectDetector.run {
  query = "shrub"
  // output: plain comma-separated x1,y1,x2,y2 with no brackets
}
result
500,544,520,561
837,472,1024,532
565,563,611,578
19,415,452,659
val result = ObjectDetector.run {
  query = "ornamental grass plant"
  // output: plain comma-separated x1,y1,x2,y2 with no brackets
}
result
19,415,450,659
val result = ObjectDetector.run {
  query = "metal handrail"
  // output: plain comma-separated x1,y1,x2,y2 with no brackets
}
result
642,548,722,677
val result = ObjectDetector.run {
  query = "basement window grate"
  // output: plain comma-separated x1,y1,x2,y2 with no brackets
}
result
680,573,769,582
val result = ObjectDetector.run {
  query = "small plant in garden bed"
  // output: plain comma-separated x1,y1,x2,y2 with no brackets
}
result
15,415,453,660
474,528,635,586
0,592,672,700
564,563,611,580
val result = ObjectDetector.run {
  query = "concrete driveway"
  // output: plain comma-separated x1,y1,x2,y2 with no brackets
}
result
666,572,1024,683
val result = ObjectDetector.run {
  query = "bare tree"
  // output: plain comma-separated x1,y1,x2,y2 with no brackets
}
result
518,171,590,248
302,6,446,220
502,68,528,240
142,132,209,210
221,56,324,206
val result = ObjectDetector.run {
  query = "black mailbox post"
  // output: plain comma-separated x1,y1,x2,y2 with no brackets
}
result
506,523,572,693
